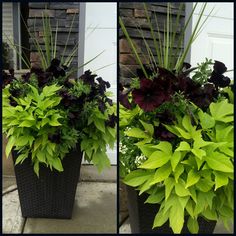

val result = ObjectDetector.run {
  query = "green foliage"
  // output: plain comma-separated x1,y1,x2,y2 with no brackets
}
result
192,58,213,84
3,83,78,177
81,105,116,172
122,98,234,233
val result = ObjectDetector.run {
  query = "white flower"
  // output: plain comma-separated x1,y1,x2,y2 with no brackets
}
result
134,154,147,166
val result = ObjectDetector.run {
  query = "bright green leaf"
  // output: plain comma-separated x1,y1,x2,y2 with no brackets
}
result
123,169,154,187
205,152,233,173
187,217,199,233
150,163,172,185
140,120,154,136
52,157,64,172
139,151,170,169
185,169,200,188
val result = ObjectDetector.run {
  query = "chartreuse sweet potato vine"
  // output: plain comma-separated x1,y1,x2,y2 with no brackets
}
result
3,66,116,177
122,98,233,233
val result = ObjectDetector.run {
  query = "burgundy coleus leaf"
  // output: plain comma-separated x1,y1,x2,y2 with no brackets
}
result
132,79,167,112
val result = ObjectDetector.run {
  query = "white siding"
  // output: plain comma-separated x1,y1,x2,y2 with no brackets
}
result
2,2,14,41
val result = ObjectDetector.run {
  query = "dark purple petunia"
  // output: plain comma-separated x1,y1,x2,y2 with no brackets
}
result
79,70,96,86
105,97,113,106
22,72,31,83
189,83,218,110
98,99,106,113
105,114,117,128
9,87,21,97
208,60,231,88
9,96,18,107
2,70,16,88
59,90,78,107
213,61,227,74
48,131,61,144
154,124,176,141
119,83,132,109
136,65,155,80
96,77,110,95
46,58,66,78
132,78,169,112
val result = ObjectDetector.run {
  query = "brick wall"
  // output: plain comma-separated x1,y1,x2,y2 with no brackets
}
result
28,2,80,68
119,2,186,83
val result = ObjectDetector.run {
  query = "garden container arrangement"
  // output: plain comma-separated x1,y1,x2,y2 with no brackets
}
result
3,61,116,218
2,13,116,219
119,2,233,234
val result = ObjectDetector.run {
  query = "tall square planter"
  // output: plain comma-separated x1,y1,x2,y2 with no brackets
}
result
126,186,217,234
12,145,83,219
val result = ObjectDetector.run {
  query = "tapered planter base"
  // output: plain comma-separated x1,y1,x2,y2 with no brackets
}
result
126,185,217,234
12,145,82,219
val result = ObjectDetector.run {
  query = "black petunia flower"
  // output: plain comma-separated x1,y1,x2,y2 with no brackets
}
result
2,70,16,88
208,60,231,88
48,131,61,144
98,99,106,113
59,90,78,107
9,87,21,97
9,96,18,107
79,70,96,86
97,77,110,95
22,72,31,83
105,114,117,128
119,83,132,109
46,58,66,78
154,124,176,141
105,97,113,106
136,65,155,80
132,78,170,112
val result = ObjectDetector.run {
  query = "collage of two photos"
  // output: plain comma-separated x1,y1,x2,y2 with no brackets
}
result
2,1,234,234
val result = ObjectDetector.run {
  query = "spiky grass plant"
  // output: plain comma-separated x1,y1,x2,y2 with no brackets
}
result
119,3,214,76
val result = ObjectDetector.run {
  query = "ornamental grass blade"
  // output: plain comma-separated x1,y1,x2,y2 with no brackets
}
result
174,3,198,71
136,24,157,71
119,16,148,78
3,33,31,69
61,13,77,65
169,3,185,69
176,3,210,72
143,3,162,67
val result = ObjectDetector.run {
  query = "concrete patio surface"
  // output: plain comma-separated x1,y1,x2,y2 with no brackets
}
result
3,165,117,234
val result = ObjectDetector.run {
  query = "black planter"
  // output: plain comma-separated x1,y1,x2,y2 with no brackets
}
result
126,186,217,234
12,145,83,219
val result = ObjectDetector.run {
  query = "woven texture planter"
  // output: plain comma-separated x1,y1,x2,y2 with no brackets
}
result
12,145,82,219
126,186,217,234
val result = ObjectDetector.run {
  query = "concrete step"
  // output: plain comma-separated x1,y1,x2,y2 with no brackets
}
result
3,182,117,234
